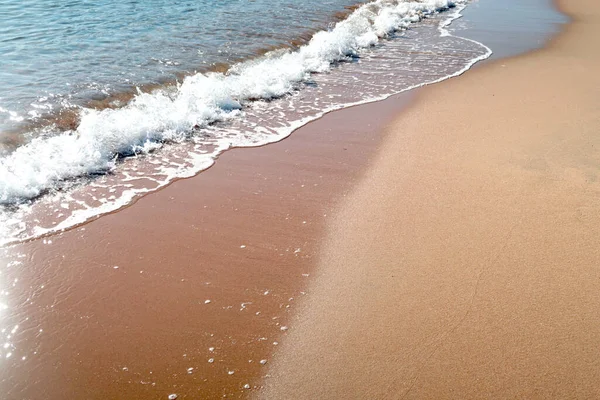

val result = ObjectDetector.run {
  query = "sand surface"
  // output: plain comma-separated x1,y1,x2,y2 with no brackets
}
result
260,0,600,398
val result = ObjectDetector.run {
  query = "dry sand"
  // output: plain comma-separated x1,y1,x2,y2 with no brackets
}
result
260,0,600,398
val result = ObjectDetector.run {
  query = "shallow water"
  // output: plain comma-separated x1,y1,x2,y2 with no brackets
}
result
0,0,491,245
459,0,567,60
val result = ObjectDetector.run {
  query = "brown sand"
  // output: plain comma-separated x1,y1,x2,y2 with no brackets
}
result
260,0,600,398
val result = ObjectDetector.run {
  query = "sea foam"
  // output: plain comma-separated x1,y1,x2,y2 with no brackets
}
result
0,0,462,205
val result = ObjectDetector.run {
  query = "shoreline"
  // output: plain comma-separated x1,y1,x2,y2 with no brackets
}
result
261,0,600,397
0,1,493,247
0,0,572,398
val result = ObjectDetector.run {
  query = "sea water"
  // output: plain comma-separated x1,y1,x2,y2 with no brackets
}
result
0,0,507,244
0,0,372,132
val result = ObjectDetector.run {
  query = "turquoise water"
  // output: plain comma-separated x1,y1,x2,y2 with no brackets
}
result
0,0,365,131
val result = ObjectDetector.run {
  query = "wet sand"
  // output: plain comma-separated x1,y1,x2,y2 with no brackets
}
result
0,92,412,398
261,0,600,398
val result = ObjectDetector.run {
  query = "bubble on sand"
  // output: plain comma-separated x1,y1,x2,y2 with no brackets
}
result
208,358,214,363
243,384,250,389
280,326,288,331
187,367,194,374
228,370,235,375
168,394,178,400
204,300,211,304
260,359,267,365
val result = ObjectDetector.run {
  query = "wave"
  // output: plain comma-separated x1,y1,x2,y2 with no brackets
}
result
0,0,467,204
0,0,492,245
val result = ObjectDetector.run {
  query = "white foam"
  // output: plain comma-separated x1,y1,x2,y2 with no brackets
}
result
0,0,463,204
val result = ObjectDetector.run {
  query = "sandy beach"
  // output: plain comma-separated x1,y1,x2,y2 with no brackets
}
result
1,0,596,399
261,0,600,398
